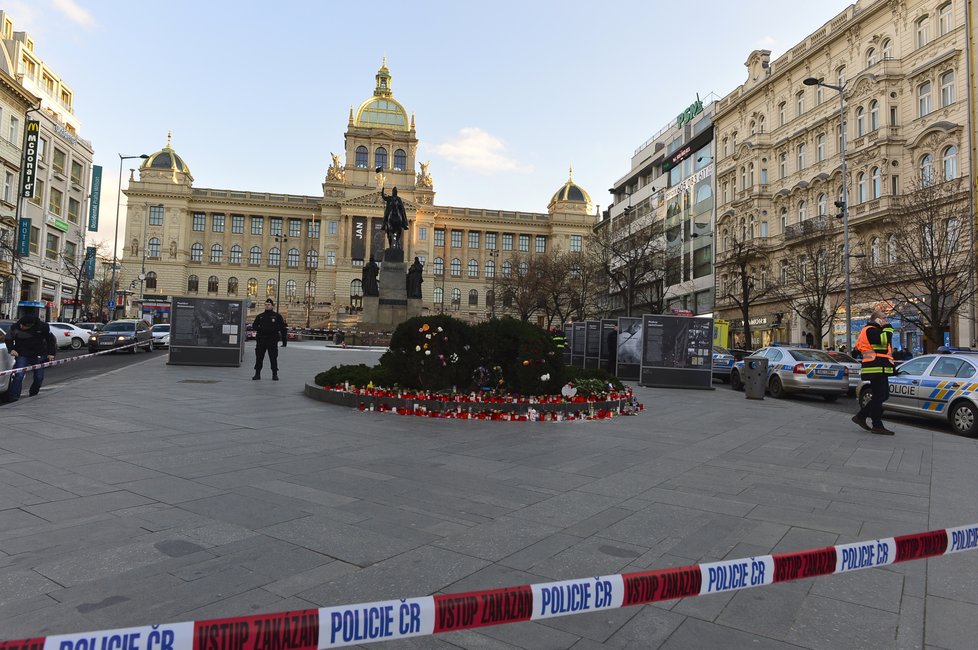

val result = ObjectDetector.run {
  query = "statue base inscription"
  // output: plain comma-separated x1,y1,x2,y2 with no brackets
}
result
360,255,421,328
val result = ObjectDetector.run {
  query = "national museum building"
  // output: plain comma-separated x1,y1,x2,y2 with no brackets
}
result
119,61,598,328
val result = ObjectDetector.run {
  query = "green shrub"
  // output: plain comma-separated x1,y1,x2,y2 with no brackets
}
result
314,364,375,388
562,366,625,393
379,315,478,390
471,318,564,395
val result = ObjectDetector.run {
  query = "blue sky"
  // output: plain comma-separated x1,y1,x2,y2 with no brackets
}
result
12,0,854,249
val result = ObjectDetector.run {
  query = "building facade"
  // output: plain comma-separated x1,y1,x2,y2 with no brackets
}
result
713,0,972,351
602,96,717,317
0,11,95,321
119,62,598,327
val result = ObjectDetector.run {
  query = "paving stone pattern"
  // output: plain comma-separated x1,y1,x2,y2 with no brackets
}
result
1,342,977,648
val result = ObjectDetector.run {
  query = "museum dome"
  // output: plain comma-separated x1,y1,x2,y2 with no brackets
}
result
550,167,592,204
140,132,191,176
354,58,410,131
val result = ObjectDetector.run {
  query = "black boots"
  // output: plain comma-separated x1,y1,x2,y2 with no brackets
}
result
252,372,260,380
272,372,279,381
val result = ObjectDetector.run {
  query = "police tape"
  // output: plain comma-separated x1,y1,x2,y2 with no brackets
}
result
1,523,976,649
0,341,144,377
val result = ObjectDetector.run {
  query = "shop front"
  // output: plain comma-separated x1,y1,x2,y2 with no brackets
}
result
727,314,786,349
833,303,925,354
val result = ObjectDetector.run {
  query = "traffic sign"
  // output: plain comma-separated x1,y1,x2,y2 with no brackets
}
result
107,300,116,309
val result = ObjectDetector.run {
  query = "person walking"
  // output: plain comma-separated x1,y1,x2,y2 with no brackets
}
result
252,298,288,380
4,314,56,401
852,311,896,435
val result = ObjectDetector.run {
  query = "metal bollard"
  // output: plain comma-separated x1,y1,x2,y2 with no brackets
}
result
743,356,768,400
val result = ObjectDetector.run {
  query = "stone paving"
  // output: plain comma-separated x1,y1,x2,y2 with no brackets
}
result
0,341,977,648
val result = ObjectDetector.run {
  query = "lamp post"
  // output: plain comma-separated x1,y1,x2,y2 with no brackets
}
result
488,248,499,319
109,153,148,319
274,233,288,307
804,77,851,349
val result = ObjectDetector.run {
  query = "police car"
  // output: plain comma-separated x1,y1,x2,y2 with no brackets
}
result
729,346,849,401
712,346,736,383
857,351,978,436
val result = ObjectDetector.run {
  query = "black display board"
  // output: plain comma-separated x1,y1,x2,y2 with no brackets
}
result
584,320,601,369
599,319,618,375
571,322,586,368
639,314,714,389
169,297,246,367
616,317,643,381
562,324,573,365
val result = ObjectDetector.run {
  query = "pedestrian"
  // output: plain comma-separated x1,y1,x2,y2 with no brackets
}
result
252,298,287,380
3,314,56,401
852,311,896,435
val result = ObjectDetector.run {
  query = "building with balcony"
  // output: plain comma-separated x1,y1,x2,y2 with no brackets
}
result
119,61,598,328
713,0,971,351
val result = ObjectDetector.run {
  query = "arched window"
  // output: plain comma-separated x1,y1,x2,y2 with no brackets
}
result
740,166,746,188
518,260,529,275
918,82,932,117
210,244,223,264
758,115,765,133
778,152,787,178
857,172,867,202
921,154,935,185
433,287,443,304
355,146,368,168
797,143,806,169
269,247,281,267
780,260,790,284
916,16,929,49
796,90,805,116
486,289,495,307
485,259,495,278
393,149,406,171
869,100,879,131
780,207,788,232
467,259,478,277
748,162,755,185
943,146,958,180
881,38,892,60
191,242,203,262
866,47,877,67
939,3,953,35
227,277,238,295
433,257,444,276
871,237,881,266
350,279,362,297
207,275,219,293
304,281,315,297
148,237,161,258
287,248,300,268
748,215,756,239
286,279,296,298
249,246,261,265
940,71,956,107
856,107,865,136
247,278,258,296
947,218,960,252
502,261,513,277
145,271,157,289
778,102,786,126
798,200,807,222
468,289,478,306
266,279,276,297
374,147,388,169
871,167,881,198
187,274,199,293
230,244,242,264
502,291,514,308
887,235,898,264
305,250,318,268
722,228,729,251
817,193,827,216
450,258,461,276
816,134,826,162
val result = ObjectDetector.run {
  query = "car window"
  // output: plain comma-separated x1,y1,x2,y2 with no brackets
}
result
769,349,784,362
714,346,730,355
829,352,857,363
929,357,967,378
956,361,977,379
790,349,835,362
152,325,170,333
897,356,935,376
50,324,68,331
103,323,136,333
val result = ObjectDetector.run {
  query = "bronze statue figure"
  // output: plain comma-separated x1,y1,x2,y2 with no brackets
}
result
362,255,380,296
380,183,408,250
406,256,424,298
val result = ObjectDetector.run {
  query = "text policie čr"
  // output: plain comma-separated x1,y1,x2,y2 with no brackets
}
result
838,541,891,572
703,559,767,594
57,628,176,650
537,579,614,617
949,526,978,553
329,602,422,644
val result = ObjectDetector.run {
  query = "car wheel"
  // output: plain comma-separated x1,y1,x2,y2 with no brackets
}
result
858,388,873,410
147,339,154,352
823,395,839,403
769,375,785,398
129,342,138,354
70,337,83,350
730,370,743,391
950,401,978,437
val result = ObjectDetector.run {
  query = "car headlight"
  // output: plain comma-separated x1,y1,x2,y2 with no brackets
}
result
117,336,127,341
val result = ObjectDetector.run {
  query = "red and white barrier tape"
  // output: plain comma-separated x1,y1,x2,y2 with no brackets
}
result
1,523,975,648
0,341,143,377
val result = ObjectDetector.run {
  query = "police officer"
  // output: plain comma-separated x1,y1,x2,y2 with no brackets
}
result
3,313,57,401
252,298,288,380
852,311,896,435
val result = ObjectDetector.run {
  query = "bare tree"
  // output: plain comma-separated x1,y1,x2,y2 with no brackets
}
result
535,247,574,327
591,209,666,317
771,219,847,347
860,176,974,352
565,250,603,322
716,226,774,348
493,252,544,322
61,241,106,320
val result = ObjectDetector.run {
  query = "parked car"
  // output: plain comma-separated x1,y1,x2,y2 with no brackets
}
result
89,319,154,353
827,351,862,394
712,346,736,383
48,322,92,350
730,346,849,401
77,322,104,333
0,344,13,399
858,352,978,436
287,328,299,341
151,323,171,348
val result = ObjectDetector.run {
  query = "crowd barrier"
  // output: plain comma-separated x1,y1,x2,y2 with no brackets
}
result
0,341,143,378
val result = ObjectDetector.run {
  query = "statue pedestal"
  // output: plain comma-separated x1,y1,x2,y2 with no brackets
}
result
360,250,421,330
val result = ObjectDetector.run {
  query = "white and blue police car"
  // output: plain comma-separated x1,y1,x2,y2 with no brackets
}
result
712,346,737,383
729,346,849,401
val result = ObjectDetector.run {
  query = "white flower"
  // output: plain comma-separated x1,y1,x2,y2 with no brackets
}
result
437,326,444,332
415,345,422,352
425,350,431,355
540,373,550,381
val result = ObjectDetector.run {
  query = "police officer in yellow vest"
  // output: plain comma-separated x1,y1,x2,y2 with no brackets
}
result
852,310,896,435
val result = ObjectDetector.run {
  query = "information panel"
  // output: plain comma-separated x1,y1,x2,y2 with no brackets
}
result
639,314,714,389
584,320,601,369
169,296,246,366
616,317,643,381
599,319,617,375
571,322,586,368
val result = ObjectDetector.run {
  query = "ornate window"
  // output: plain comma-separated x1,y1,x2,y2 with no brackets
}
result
871,237,880,266
145,271,157,289
881,38,892,59
816,134,826,162
918,82,932,117
857,172,867,202
247,278,258,296
798,200,807,222
778,102,786,126
866,47,877,67
938,3,952,35
266,279,277,297
306,250,318,268
286,279,297,298
249,246,261,265
433,287,443,304
817,193,827,216
450,258,461,276
780,207,788,233
940,71,955,106
433,257,444,276
796,91,805,117
187,274,199,292
468,289,478,306
887,235,898,264
148,237,161,258
943,146,958,180
190,242,203,262
871,167,881,198
230,244,242,264
393,149,406,171
305,281,315,297
451,288,461,307
227,277,238,295
916,16,929,49
355,146,368,168
210,244,223,264
921,154,935,185
855,107,865,136
468,259,478,277
485,259,495,278
502,260,512,277
207,275,219,293
778,153,787,178
374,147,388,169
269,247,281,267
796,143,806,169
869,100,879,130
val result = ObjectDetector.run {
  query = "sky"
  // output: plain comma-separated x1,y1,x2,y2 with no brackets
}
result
11,0,855,250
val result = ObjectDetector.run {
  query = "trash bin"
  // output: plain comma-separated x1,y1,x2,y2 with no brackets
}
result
743,356,768,400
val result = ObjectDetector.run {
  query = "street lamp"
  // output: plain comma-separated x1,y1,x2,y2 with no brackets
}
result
109,153,148,318
488,248,500,319
804,76,852,349
274,233,288,307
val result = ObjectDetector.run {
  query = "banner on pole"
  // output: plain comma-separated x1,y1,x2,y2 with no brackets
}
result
88,164,103,231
